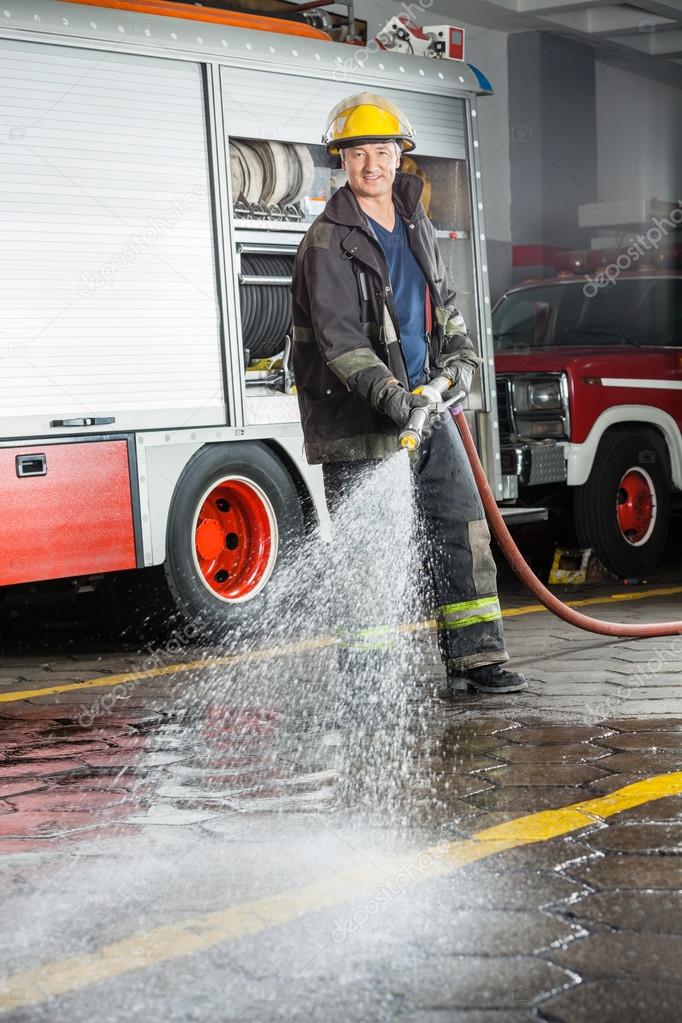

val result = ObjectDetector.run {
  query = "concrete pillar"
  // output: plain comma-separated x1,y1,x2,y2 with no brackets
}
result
509,32,597,281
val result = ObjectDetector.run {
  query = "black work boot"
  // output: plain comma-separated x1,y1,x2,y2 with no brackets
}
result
446,662,528,694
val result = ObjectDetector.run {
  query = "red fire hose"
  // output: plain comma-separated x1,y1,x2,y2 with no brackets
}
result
452,409,682,638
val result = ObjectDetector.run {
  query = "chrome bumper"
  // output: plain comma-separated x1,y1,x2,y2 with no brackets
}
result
501,441,567,487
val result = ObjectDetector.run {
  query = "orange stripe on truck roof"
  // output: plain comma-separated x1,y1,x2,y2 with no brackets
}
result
62,0,332,40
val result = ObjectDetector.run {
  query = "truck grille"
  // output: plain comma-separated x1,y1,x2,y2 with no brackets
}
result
495,375,514,440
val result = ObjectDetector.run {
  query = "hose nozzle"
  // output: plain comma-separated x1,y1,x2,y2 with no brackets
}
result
399,377,465,452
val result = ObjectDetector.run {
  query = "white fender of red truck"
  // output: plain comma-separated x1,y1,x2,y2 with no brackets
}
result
565,405,682,490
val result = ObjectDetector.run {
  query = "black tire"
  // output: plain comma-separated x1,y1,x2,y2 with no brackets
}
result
162,442,305,633
574,428,670,578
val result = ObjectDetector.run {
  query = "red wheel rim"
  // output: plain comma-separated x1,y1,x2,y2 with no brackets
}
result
616,467,656,546
193,477,277,602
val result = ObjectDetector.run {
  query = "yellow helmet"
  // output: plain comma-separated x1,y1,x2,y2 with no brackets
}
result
322,93,416,155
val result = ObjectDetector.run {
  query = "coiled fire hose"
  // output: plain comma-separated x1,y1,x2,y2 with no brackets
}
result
399,376,682,638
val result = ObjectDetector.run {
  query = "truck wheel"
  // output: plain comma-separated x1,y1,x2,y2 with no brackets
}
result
574,429,670,578
163,443,305,632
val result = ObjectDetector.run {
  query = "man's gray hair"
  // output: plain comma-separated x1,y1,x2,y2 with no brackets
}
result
339,140,402,165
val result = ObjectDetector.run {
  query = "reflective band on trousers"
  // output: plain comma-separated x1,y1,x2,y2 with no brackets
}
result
437,596,502,631
338,624,397,651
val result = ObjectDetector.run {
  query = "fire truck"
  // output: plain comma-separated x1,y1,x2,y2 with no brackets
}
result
494,241,682,579
0,0,524,628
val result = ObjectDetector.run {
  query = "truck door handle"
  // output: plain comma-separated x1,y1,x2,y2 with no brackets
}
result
16,453,47,478
50,416,115,428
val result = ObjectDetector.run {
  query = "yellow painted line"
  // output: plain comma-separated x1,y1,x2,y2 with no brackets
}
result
2,771,681,1012
500,584,682,619
1,585,680,707
410,585,682,630
0,637,336,705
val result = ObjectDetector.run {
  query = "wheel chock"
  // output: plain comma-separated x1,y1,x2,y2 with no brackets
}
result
548,546,613,585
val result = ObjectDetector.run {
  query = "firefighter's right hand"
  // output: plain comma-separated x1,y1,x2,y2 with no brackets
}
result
375,380,435,428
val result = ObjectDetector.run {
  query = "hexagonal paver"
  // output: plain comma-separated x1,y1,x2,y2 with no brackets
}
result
558,890,682,933
412,909,580,957
0,810,101,837
492,743,612,764
438,863,584,911
586,822,682,854
603,719,682,733
440,774,496,799
469,786,585,813
453,718,522,736
539,979,682,1023
0,780,48,798
472,763,610,787
6,789,138,813
588,750,682,774
387,956,573,1010
503,726,611,745
616,795,682,822
563,854,682,889
583,772,640,795
594,731,682,751
0,760,86,779
548,930,682,983
436,730,512,756
12,741,109,760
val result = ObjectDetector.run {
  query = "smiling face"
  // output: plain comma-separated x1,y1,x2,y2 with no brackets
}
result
340,141,401,202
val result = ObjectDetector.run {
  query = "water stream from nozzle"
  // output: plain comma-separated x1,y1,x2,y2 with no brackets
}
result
175,450,436,826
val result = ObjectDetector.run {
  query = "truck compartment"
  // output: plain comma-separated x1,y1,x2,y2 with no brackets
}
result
0,439,138,586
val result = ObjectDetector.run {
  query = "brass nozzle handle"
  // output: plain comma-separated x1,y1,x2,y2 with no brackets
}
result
398,377,466,452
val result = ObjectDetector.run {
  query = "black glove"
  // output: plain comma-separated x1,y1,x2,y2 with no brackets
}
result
434,352,483,401
373,380,435,429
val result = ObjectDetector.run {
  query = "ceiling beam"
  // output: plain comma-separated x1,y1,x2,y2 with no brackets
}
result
539,8,677,34
613,26,682,53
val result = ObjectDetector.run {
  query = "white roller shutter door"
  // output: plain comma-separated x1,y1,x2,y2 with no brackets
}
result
0,39,224,435
220,67,467,159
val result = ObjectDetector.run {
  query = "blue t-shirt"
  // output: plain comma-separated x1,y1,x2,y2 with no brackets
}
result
366,213,428,388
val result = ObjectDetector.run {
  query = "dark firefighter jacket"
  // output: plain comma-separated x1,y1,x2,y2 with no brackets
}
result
291,172,475,464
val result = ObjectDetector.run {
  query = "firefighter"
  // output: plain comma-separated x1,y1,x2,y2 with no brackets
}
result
291,93,527,694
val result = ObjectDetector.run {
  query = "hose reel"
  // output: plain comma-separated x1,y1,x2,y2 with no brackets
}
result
239,251,295,361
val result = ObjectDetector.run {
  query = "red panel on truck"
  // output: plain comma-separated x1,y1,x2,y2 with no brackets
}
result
0,440,137,586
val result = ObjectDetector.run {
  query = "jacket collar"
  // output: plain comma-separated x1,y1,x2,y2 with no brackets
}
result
323,172,425,229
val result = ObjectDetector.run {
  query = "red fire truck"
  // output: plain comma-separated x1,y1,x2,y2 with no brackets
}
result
494,247,682,578
0,0,509,629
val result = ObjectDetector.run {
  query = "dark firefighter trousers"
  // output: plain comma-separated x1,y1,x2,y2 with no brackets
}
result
322,409,508,672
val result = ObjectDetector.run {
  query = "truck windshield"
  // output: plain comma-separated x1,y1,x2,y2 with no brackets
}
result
493,276,682,351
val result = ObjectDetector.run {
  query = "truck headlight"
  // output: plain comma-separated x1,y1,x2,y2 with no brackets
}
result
515,379,563,412
510,374,570,441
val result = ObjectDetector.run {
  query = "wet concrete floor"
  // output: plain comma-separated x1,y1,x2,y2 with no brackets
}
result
1,544,681,1022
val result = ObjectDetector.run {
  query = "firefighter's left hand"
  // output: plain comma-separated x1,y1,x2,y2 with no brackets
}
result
433,352,483,401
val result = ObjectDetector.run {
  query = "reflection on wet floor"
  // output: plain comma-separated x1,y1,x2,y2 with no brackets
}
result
1,645,681,1021
1,649,682,846
1,478,681,1018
